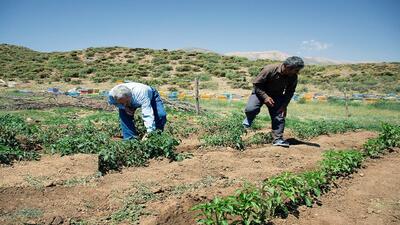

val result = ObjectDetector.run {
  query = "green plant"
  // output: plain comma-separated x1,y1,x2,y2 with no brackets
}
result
0,114,41,164
50,122,109,155
265,172,307,213
111,184,156,224
231,184,267,225
0,145,40,164
14,208,43,219
320,150,363,178
0,114,41,150
363,138,386,158
301,170,328,200
193,147,370,224
200,112,245,150
380,123,400,147
98,131,180,174
362,123,400,157
192,197,236,225
288,119,358,139
246,132,273,145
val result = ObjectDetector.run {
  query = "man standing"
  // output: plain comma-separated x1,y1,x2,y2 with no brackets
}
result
108,82,167,140
243,56,304,147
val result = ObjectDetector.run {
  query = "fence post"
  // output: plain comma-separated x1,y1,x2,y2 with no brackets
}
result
343,88,351,118
195,77,200,114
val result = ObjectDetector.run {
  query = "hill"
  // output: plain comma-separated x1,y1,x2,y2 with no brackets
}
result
225,50,345,65
0,44,399,94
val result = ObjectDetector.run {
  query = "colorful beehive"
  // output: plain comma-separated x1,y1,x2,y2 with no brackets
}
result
47,87,59,93
217,94,228,101
178,92,187,100
200,93,214,100
364,98,379,103
223,93,233,101
185,91,194,100
303,92,315,101
99,90,109,97
158,91,168,98
168,91,179,100
314,95,327,102
66,91,80,97
79,89,89,95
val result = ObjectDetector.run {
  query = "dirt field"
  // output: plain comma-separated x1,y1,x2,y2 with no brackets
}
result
2,130,396,225
273,150,400,225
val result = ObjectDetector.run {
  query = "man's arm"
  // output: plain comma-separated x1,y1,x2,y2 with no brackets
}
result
253,65,273,103
283,76,298,107
138,89,156,133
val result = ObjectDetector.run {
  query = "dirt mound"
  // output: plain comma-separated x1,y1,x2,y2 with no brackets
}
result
0,154,98,188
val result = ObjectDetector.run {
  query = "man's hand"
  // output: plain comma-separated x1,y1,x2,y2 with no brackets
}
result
277,106,287,117
141,133,149,141
264,96,275,107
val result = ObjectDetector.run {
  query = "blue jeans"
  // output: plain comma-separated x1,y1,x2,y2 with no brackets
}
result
119,88,167,140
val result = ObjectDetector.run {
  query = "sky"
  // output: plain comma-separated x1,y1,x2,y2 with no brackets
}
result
0,0,399,62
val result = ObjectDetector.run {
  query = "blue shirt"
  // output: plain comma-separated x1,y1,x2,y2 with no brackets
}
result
108,82,155,133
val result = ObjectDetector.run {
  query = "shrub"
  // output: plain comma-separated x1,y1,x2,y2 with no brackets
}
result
176,65,192,72
246,132,273,145
225,70,241,80
288,119,358,139
248,66,261,77
0,114,42,151
199,81,218,90
363,138,386,158
0,145,40,165
320,150,363,178
200,113,245,150
198,72,212,81
0,114,42,164
380,123,400,147
98,131,180,174
192,196,236,225
362,123,400,158
151,57,169,65
50,122,109,155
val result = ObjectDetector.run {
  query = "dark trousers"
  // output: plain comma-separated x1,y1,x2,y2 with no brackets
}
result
243,93,286,140
119,88,167,140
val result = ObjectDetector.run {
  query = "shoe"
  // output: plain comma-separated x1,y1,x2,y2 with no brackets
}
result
272,139,290,147
242,124,251,134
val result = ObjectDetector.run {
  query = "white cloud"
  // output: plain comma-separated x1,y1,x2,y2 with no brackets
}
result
301,40,331,51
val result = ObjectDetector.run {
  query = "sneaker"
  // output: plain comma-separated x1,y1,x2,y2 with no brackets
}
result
272,139,290,147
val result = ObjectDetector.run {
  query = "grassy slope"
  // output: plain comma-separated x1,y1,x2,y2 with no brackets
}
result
1,43,400,95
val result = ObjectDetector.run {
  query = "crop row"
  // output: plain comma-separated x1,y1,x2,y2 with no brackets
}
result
0,112,371,167
200,112,362,149
0,114,181,174
192,123,400,225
